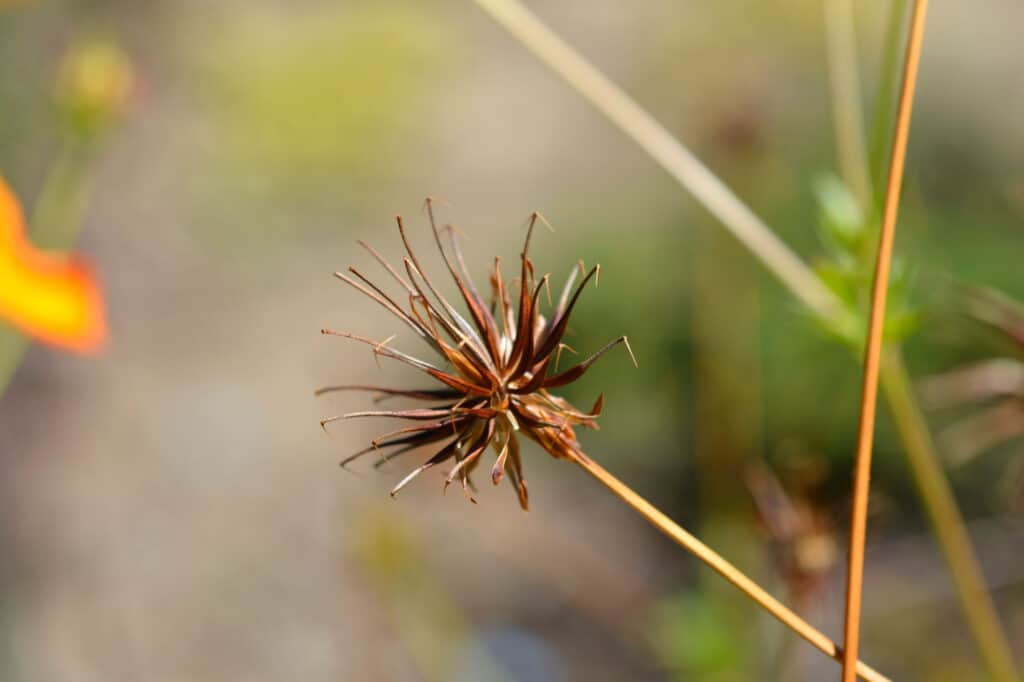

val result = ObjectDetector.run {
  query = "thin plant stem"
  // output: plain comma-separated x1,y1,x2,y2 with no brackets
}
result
573,452,891,682
869,0,908,208
856,3,1017,677
840,2,928,680
31,143,97,250
823,0,873,210
470,0,856,335
879,350,1019,682
0,330,28,399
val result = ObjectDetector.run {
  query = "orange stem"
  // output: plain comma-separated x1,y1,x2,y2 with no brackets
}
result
840,2,928,680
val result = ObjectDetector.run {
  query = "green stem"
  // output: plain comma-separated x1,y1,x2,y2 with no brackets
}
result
868,0,908,207
30,143,97,249
823,0,873,210
880,349,1018,682
0,329,29,398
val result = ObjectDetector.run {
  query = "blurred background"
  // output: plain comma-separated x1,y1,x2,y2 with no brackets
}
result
1,0,1024,680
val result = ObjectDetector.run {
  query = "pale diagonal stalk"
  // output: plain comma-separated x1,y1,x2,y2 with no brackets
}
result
470,0,856,338
574,452,890,682
840,2,927,680
823,0,873,210
470,0,1018,675
880,350,1019,681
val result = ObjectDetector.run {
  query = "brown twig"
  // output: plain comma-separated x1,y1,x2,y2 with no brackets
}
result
574,452,891,682
840,2,928,680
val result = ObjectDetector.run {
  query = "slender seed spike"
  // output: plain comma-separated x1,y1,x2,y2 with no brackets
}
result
342,268,437,346
533,211,556,233
492,444,510,485
313,385,460,400
426,201,502,361
544,336,635,388
533,265,600,363
623,336,638,368
444,422,494,491
522,212,538,254
390,440,460,497
556,266,579,313
343,407,460,420
516,479,529,510
320,416,341,432
358,239,416,295
507,435,529,511
460,467,478,503
554,342,577,371
389,464,431,497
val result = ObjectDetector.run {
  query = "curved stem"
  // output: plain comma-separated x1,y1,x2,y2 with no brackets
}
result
573,452,891,682
841,2,928,679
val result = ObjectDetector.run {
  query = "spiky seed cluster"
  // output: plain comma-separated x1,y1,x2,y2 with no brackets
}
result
319,200,635,510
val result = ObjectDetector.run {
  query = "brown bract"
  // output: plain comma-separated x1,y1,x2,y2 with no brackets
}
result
319,200,635,510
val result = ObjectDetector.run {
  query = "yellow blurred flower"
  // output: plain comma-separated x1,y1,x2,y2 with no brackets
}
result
0,175,106,352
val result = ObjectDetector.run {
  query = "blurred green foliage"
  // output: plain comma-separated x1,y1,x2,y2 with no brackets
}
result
651,591,752,682
190,2,452,238
812,174,918,347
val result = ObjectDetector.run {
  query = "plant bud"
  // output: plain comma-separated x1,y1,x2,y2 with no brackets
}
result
55,39,135,141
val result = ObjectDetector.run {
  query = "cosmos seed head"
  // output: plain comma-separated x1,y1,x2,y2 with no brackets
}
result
319,199,635,510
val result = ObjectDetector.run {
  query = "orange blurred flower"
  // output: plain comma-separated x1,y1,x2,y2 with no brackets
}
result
0,175,106,353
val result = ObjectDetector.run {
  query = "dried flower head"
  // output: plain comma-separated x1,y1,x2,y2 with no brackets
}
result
319,200,635,510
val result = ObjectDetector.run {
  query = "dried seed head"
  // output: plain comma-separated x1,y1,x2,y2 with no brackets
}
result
319,200,635,510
